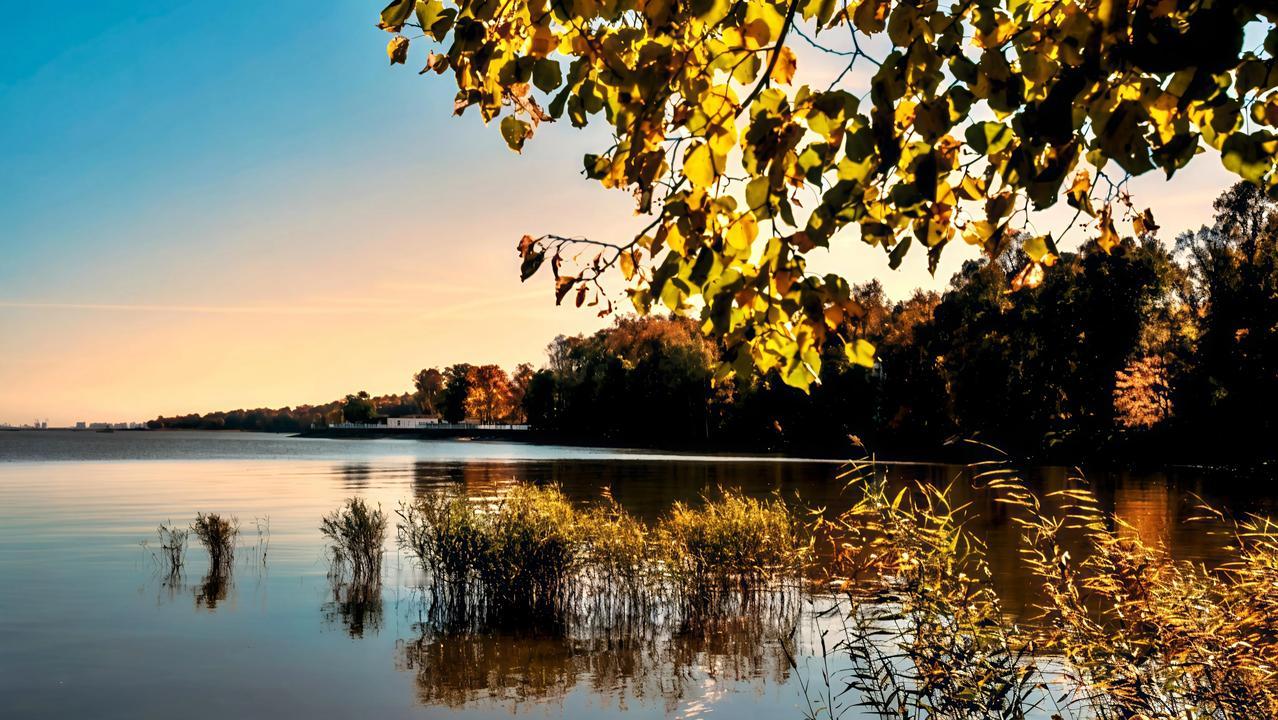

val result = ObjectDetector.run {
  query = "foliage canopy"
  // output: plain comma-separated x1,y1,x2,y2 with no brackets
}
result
382,0,1276,389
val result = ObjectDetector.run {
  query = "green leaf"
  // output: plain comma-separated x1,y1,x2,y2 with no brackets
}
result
532,59,562,93
501,115,532,153
965,121,1013,155
379,0,415,31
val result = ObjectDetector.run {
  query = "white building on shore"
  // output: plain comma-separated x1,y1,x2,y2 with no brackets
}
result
386,415,442,429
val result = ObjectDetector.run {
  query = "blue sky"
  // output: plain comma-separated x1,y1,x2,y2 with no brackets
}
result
0,1,1244,424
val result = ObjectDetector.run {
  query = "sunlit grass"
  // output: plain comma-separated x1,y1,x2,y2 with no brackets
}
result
806,457,1278,720
397,483,809,623
655,489,808,604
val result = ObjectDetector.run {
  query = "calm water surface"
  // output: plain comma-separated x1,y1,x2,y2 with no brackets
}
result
1,431,1272,719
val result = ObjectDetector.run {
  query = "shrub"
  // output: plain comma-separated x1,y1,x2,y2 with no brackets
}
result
191,513,238,571
320,498,388,583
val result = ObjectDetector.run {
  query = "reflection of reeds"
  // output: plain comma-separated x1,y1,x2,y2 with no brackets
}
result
195,567,230,609
323,577,384,638
808,456,1278,719
396,606,799,709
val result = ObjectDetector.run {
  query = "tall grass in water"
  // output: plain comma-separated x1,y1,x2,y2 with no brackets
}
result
479,484,581,610
808,457,1278,720
398,483,807,624
155,521,189,575
988,464,1278,718
320,498,388,583
399,488,487,590
809,464,1041,720
191,513,238,609
191,513,238,571
656,489,808,607
320,499,388,637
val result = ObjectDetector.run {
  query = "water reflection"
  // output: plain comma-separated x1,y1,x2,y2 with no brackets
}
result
4,433,1275,720
323,578,384,638
338,462,374,491
396,604,801,712
195,566,230,610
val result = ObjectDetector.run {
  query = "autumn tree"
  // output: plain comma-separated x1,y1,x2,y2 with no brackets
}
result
465,364,517,423
377,0,1278,389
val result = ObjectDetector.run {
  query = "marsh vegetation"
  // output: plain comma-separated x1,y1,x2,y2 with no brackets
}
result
397,484,809,627
807,457,1278,720
130,460,1278,718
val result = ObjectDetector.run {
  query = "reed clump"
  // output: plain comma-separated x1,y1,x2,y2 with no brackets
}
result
810,458,1278,720
155,520,189,575
399,488,486,589
655,489,808,600
479,483,581,608
320,498,388,583
579,493,648,603
191,512,238,571
399,484,587,614
398,483,807,621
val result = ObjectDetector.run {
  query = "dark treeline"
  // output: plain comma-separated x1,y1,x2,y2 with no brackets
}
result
148,392,423,433
148,365,533,431
525,184,1278,464
153,184,1277,464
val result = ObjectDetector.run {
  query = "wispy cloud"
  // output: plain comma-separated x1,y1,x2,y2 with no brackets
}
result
0,289,548,317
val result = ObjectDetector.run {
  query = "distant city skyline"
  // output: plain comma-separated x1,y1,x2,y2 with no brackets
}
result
0,0,1244,426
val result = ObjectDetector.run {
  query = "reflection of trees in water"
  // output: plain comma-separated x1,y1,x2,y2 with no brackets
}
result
395,599,799,712
338,463,373,491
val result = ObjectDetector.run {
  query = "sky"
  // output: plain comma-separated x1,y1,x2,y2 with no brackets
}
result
0,1,1244,426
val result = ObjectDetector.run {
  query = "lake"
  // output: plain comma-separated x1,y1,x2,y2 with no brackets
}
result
2,430,1272,719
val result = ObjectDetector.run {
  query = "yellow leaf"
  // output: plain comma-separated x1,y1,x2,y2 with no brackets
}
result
727,212,759,252
387,35,410,65
1097,204,1120,253
619,249,636,280
846,338,876,368
962,220,995,246
770,46,797,85
1023,235,1053,264
683,143,718,188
